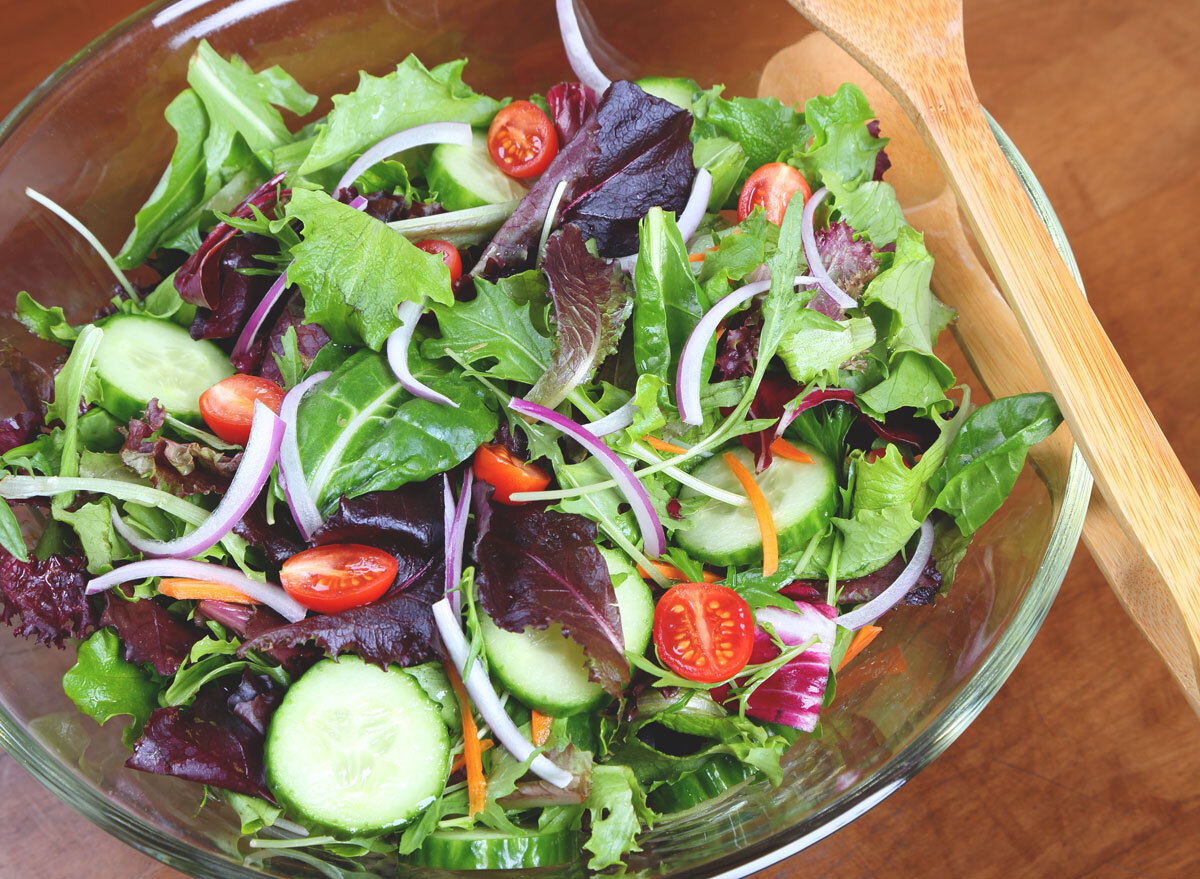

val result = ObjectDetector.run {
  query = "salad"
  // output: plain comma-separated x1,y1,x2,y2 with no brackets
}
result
0,3,1064,873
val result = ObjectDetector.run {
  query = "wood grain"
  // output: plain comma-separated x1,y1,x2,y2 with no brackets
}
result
1,1,1198,878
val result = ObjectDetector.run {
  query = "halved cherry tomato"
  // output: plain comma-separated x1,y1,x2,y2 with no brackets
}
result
198,375,285,446
158,578,260,605
737,162,812,225
416,238,463,284
487,100,558,179
473,443,551,504
280,544,398,614
652,583,755,683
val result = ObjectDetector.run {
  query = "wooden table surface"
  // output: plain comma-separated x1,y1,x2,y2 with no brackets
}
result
2,0,1199,876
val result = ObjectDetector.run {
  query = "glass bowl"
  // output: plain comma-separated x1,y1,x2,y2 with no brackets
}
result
0,1,1091,876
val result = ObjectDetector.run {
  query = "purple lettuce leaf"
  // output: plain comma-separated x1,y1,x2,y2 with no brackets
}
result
188,233,280,343
126,676,272,799
100,594,202,676
0,413,40,455
867,120,891,182
333,188,445,223
525,224,631,408
249,291,332,383
175,177,287,309
120,403,242,496
472,486,627,698
806,221,882,318
547,82,598,146
196,601,320,675
226,668,285,736
240,559,442,670
473,81,695,276
230,497,305,572
0,549,96,647
784,552,942,607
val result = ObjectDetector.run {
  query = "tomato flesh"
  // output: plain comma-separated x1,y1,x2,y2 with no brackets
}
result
199,375,285,445
473,443,551,504
653,583,755,683
416,238,463,284
280,544,398,614
487,100,558,179
737,162,812,225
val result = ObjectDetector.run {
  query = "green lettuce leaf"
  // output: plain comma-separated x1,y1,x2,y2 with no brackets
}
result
286,188,453,349
790,83,884,189
62,629,160,748
0,500,28,562
778,309,876,385
299,56,502,175
51,498,133,575
583,764,654,870
296,349,497,513
694,89,810,172
824,170,906,247
14,290,81,345
692,136,748,210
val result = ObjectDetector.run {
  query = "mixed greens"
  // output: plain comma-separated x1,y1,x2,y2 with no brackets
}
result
0,5,1064,873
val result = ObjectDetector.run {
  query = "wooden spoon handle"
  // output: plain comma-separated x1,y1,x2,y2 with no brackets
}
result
911,197,1200,710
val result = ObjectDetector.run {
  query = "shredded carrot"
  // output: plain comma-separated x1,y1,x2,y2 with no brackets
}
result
837,625,882,672
769,437,813,464
642,435,690,456
636,561,721,583
449,739,494,774
722,452,778,576
688,252,707,263
158,578,260,605
445,664,486,816
531,710,553,747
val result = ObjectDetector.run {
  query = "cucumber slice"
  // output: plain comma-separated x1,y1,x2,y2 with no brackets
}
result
675,444,837,566
265,657,450,836
636,76,703,111
93,315,233,424
426,131,529,211
481,548,653,716
409,827,578,870
647,755,757,814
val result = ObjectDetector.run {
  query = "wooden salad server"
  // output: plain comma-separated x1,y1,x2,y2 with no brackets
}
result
759,5,1200,714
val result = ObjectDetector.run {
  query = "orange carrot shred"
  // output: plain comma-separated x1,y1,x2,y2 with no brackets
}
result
643,435,690,456
837,625,882,672
531,710,553,747
636,561,721,583
769,437,813,464
449,739,493,775
722,452,778,576
445,663,487,816
688,252,707,263
158,578,260,605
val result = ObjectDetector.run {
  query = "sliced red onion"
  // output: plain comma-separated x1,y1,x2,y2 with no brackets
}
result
278,371,332,541
336,123,472,193
111,402,283,558
676,275,807,425
835,519,935,630
510,398,665,557
802,186,857,311
616,168,713,275
443,469,473,617
347,195,368,211
432,598,573,788
386,299,458,407
554,0,611,94
86,559,306,622
582,400,635,437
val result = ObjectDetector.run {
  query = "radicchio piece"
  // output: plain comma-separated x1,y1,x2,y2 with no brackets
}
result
127,676,272,799
785,552,943,607
0,549,96,647
547,82,598,145
867,120,892,182
472,486,627,697
806,221,882,318
251,292,331,384
100,593,202,676
189,233,280,343
175,174,287,309
473,80,695,276
714,598,836,732
240,560,442,670
120,402,242,496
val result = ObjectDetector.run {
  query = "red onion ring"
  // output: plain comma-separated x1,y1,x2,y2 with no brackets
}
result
554,0,611,94
835,519,935,630
510,397,665,558
802,186,857,311
110,402,284,559
336,122,473,193
443,469,473,617
432,598,574,787
583,399,635,437
617,168,713,274
278,370,332,541
86,559,306,623
676,274,816,425
386,299,458,407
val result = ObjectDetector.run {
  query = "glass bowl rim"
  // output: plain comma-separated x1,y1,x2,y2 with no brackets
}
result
0,2,1094,876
